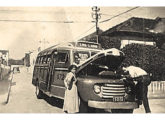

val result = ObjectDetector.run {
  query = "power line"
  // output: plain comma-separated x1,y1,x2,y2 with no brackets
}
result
73,25,96,41
0,9,91,14
100,6,139,23
0,7,139,24
0,19,92,23
101,13,113,17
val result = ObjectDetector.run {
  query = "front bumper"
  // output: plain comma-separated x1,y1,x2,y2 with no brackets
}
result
88,100,139,109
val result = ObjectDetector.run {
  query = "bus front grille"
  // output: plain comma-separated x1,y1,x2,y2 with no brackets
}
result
102,83,125,99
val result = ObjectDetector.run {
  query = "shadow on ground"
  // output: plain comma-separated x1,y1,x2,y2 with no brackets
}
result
42,95,110,113
43,96,64,109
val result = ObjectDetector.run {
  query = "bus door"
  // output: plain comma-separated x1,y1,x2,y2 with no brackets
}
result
42,55,51,92
39,55,50,92
49,50,70,98
46,53,55,92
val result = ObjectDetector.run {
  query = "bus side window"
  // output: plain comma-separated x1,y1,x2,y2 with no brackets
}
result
39,57,43,64
54,51,69,68
39,57,41,64
47,57,50,64
36,57,39,64
43,56,47,64
55,52,68,63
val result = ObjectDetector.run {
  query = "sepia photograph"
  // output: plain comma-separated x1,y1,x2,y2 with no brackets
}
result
0,5,165,115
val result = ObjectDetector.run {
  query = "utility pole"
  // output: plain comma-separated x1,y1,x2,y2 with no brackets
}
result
92,6,101,43
39,38,49,50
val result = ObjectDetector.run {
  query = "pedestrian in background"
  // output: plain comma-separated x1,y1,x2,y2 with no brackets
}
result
122,65,151,113
63,64,79,113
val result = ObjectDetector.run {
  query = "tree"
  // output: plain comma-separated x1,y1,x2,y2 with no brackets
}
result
121,44,165,81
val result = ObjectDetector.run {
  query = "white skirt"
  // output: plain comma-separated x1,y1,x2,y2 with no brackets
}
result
63,84,79,113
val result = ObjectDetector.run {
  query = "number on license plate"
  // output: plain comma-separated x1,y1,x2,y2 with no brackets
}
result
113,96,124,102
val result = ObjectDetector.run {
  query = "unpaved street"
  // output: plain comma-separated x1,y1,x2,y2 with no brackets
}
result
0,66,165,113
0,67,63,113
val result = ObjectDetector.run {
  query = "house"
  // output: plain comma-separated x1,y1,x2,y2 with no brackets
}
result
100,17,165,49
153,17,165,50
0,50,9,66
23,53,30,67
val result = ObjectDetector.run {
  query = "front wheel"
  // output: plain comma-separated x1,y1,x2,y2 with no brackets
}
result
111,109,134,113
36,82,44,99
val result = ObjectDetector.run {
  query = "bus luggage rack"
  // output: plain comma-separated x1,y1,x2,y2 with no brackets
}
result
102,83,125,99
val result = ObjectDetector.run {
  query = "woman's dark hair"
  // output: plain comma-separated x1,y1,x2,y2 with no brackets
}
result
68,64,78,72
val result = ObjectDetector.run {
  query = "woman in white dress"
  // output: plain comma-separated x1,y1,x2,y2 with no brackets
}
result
63,65,79,113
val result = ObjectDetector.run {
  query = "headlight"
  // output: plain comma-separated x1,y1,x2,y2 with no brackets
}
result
94,85,101,94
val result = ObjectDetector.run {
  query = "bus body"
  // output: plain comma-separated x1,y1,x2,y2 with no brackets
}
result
32,41,139,113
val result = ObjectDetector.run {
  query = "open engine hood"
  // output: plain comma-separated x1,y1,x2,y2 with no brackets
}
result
76,48,125,73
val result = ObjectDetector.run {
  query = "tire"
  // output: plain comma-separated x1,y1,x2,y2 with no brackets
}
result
79,97,88,113
111,109,134,113
35,82,44,99
94,108,106,113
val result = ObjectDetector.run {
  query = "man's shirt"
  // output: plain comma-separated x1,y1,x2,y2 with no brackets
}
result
124,66,147,78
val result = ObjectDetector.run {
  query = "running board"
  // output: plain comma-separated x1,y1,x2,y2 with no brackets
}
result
43,91,64,100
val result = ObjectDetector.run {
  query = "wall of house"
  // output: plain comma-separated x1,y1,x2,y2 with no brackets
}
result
0,51,9,66
120,40,156,49
114,35,154,42
0,64,10,81
99,34,156,49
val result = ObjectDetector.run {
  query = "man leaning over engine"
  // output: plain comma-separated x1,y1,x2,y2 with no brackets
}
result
121,65,151,113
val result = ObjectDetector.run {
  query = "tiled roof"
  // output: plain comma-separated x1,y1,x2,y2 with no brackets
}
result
102,17,158,36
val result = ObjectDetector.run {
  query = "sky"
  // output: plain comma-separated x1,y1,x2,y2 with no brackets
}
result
0,7,165,59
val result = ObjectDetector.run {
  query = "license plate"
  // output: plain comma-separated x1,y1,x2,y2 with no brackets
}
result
113,96,124,102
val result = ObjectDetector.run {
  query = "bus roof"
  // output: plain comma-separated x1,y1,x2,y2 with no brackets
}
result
38,41,102,56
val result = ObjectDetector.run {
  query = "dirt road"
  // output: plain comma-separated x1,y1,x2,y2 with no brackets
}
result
0,67,62,113
0,66,165,113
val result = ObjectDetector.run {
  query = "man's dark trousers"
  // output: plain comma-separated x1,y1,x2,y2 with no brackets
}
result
135,75,151,113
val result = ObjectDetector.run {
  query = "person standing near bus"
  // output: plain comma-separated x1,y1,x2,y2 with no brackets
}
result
122,65,151,113
63,64,79,113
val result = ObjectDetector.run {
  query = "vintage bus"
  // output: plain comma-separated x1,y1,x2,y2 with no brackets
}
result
32,41,139,113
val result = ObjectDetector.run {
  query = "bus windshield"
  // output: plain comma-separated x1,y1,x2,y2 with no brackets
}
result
73,51,90,64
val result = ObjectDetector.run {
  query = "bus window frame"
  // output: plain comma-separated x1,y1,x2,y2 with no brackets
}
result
46,55,51,64
36,57,39,64
42,56,46,64
40,57,43,64
53,50,70,68
73,50,90,65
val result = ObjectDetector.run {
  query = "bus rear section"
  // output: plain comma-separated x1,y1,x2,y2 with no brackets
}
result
32,49,70,99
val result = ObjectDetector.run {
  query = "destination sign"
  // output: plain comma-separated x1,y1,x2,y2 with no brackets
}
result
77,42,101,49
